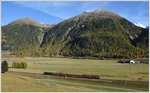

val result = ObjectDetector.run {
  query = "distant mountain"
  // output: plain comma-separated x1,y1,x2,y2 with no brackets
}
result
8,17,45,27
41,9,148,58
2,9,149,58
134,23,146,28
2,18,53,56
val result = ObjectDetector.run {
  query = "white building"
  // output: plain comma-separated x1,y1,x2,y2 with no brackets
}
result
130,60,135,64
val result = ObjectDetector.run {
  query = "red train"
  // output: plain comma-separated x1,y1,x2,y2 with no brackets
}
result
43,72,100,79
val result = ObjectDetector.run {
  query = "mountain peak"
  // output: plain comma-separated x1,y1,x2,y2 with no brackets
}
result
94,8,109,12
8,17,45,27
18,17,33,20
93,9,120,17
76,9,121,21
11,17,35,23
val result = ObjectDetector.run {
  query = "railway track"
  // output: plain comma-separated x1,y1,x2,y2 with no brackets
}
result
8,71,148,84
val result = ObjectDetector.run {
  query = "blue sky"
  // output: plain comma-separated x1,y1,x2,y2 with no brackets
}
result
2,1,149,26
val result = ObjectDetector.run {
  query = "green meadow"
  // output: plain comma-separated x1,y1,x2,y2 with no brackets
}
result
2,57,148,80
2,57,149,92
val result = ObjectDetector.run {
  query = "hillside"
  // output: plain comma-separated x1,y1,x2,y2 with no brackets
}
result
2,9,149,58
41,9,148,58
2,18,53,56
132,27,149,57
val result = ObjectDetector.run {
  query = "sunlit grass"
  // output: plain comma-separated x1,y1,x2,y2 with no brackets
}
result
2,57,149,81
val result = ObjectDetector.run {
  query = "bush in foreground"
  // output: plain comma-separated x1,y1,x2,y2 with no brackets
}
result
1,60,8,73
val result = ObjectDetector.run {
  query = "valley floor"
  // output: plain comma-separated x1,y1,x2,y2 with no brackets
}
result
1,57,149,92
2,71,148,92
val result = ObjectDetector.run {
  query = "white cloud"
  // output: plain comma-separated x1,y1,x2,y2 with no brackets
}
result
14,2,111,19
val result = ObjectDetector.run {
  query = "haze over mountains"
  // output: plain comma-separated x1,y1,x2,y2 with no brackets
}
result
2,9,149,58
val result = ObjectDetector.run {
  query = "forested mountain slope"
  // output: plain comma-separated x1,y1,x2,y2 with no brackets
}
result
41,9,148,58
2,10,149,58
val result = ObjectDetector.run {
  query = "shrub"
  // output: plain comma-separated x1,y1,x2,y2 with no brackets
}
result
12,61,15,68
1,60,8,73
16,62,20,68
23,62,27,68
12,61,27,69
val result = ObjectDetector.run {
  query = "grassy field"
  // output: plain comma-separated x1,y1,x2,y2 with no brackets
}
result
2,71,148,92
2,57,149,92
2,57,149,81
